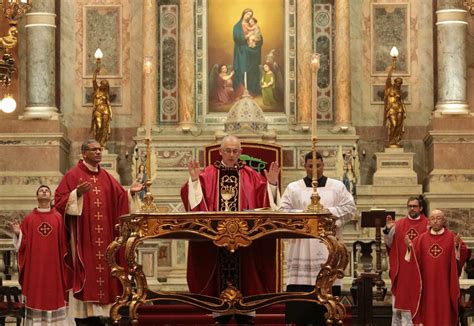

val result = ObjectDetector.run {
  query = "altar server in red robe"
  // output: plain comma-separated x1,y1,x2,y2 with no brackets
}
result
405,209,468,326
11,185,73,325
180,135,280,324
384,196,428,325
54,139,143,325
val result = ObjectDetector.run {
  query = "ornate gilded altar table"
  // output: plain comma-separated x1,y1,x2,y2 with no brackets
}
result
106,210,348,325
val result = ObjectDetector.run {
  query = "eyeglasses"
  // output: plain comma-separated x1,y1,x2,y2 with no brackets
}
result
221,148,241,154
407,205,420,208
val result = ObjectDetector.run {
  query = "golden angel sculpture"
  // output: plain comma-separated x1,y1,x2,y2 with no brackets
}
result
384,62,406,148
90,55,112,148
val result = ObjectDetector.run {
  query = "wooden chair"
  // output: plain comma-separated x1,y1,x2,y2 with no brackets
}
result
204,141,283,186
0,286,24,326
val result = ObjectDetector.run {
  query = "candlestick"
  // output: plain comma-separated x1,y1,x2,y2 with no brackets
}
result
244,71,247,90
306,52,325,213
311,53,320,139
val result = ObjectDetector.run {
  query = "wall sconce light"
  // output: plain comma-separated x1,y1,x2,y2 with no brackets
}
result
0,0,32,113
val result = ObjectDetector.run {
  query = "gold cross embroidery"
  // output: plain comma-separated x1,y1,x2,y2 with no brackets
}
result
95,238,103,246
91,175,98,183
94,212,103,221
97,277,104,286
95,225,104,234
92,187,100,195
96,251,104,260
94,198,102,207
96,264,105,273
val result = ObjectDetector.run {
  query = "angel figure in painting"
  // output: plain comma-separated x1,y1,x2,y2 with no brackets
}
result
260,63,277,107
264,49,284,102
90,61,113,148
210,64,235,105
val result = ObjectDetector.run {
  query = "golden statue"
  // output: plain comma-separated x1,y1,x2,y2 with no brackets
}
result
90,58,112,148
384,63,406,148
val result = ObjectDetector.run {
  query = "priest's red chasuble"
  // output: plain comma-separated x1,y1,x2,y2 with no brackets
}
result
55,161,129,304
388,215,428,314
411,229,468,326
18,208,72,310
181,162,280,296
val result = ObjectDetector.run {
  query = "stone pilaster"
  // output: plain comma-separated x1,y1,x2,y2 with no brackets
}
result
141,0,158,137
178,1,195,129
21,0,58,120
334,0,351,128
296,0,313,128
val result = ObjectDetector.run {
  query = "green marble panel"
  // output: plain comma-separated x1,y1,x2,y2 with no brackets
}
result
84,5,122,77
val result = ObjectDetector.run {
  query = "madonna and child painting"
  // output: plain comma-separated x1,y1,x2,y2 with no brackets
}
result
207,1,285,113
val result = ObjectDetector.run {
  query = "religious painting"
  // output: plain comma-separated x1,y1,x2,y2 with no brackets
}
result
83,5,122,78
371,3,410,76
371,84,410,104
207,0,285,113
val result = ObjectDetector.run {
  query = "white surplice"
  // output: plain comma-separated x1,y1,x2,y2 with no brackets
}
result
279,178,356,286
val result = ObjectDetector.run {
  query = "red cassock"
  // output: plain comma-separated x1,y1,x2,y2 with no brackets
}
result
55,161,129,304
180,164,279,296
411,229,468,326
18,208,72,310
388,215,428,315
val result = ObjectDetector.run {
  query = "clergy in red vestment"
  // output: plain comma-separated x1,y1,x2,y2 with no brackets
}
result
405,209,468,326
384,196,428,324
180,135,280,324
54,139,143,324
11,185,72,324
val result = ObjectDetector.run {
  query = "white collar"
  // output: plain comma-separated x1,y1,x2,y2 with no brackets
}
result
37,207,51,213
83,161,99,172
430,227,445,235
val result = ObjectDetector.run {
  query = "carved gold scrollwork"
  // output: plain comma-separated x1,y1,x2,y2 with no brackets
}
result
107,211,347,324
219,283,243,306
215,218,250,252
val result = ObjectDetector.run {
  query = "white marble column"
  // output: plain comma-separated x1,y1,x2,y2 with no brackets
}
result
334,0,351,128
21,1,58,119
435,1,470,114
142,0,158,136
296,0,313,127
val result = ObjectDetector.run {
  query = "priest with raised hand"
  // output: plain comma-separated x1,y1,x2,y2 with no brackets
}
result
54,139,143,326
11,185,73,325
405,209,468,326
180,135,280,325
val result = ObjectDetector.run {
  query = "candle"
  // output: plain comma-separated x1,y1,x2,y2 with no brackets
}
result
143,56,153,140
390,46,399,58
94,48,103,60
311,53,321,139
244,72,247,90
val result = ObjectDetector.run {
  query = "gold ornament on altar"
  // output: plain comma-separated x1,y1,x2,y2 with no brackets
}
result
90,48,113,148
384,46,406,148
306,53,327,213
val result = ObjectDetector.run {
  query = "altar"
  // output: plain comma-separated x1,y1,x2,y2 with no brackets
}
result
106,210,349,325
